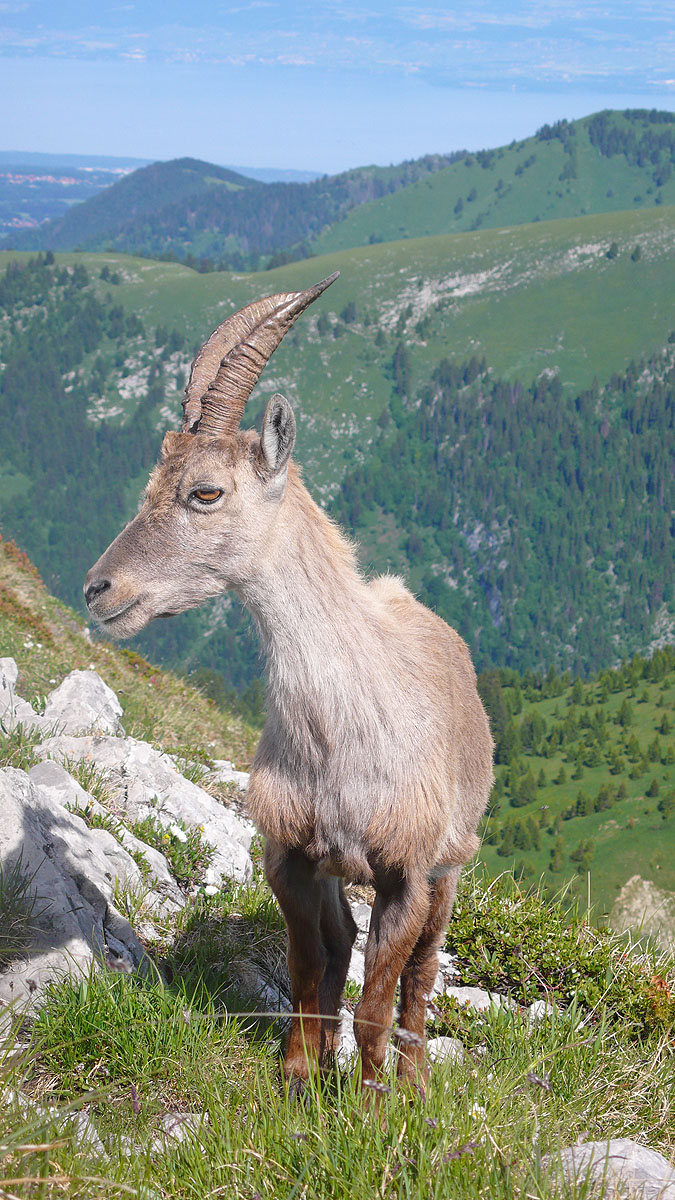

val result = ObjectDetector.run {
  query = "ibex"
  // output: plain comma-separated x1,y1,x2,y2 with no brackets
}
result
84,272,493,1091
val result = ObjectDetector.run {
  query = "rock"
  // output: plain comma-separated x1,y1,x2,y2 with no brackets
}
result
527,999,558,1023
153,1111,209,1152
346,947,365,988
427,1036,465,1066
610,875,675,952
0,767,151,1011
442,986,509,1012
36,734,253,885
0,657,48,733
43,670,124,736
430,949,461,998
336,1007,358,1066
27,760,184,915
350,902,371,950
546,1138,675,1199
211,760,250,792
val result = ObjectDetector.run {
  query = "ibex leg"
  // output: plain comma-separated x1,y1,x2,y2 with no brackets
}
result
354,869,430,1083
318,877,357,1060
264,842,325,1086
397,867,460,1082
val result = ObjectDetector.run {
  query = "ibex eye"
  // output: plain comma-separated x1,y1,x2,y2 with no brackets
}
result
191,488,222,504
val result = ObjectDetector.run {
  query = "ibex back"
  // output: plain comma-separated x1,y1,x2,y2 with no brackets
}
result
85,272,494,1091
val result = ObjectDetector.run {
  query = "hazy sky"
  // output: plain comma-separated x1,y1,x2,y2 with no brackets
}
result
2,1,674,172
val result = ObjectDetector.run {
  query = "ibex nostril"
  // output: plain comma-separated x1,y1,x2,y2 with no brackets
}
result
85,577,111,607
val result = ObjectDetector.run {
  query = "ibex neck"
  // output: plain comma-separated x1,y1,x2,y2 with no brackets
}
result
238,471,377,707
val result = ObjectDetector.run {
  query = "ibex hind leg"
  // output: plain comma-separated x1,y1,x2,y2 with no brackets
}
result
396,868,461,1086
354,868,431,1087
318,877,358,1062
264,842,325,1091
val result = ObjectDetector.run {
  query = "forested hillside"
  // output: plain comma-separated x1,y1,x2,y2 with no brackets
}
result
475,647,675,924
8,110,675,270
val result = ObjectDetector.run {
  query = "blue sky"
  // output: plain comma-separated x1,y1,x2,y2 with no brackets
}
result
2,2,674,171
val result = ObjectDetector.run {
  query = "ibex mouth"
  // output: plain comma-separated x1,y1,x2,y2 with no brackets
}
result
98,598,140,627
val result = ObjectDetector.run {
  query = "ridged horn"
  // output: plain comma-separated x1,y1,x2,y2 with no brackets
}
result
181,271,340,436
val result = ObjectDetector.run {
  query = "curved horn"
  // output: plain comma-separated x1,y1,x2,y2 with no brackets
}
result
181,271,339,436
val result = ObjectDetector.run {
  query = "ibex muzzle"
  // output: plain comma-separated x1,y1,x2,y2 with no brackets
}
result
84,270,493,1096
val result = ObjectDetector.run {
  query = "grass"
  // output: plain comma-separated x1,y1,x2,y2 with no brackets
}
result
0,851,45,967
0,718,42,772
129,816,214,892
0,867,672,1198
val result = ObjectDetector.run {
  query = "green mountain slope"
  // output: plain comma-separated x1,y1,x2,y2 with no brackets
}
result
6,157,260,255
6,111,674,270
475,649,675,926
0,204,673,687
312,110,675,255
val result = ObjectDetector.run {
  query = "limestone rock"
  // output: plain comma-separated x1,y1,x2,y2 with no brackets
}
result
427,1036,465,1066
547,1138,675,1198
211,759,250,792
350,902,372,950
43,670,124,736
610,875,675,952
36,733,253,885
346,946,365,988
0,657,48,733
27,759,184,915
442,985,510,1011
0,767,151,1011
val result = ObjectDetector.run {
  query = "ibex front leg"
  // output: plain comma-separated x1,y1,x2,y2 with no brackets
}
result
265,842,325,1089
354,868,430,1084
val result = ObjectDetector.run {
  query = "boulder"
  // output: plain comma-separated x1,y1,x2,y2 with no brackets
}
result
42,670,124,736
36,734,253,885
427,1036,465,1066
211,759,250,792
546,1138,675,1199
0,767,151,1012
27,760,184,915
0,657,49,733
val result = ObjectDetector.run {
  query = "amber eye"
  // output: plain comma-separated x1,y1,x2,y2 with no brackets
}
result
191,488,222,504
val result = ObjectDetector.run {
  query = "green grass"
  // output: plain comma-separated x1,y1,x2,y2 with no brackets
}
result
0,851,46,967
1,869,672,1199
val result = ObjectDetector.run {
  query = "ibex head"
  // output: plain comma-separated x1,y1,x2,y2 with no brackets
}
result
84,271,339,638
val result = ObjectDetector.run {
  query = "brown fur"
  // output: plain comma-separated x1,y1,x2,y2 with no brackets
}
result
85,384,494,1095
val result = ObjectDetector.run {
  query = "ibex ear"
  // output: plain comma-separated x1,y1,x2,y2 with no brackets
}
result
161,431,183,459
260,393,296,476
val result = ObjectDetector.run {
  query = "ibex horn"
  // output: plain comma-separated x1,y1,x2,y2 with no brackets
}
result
181,271,340,436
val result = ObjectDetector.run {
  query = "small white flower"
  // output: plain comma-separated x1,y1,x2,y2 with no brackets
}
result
24,640,34,649
88,663,95,670
469,1103,486,1120
203,884,219,896
49,678,56,684
168,823,188,843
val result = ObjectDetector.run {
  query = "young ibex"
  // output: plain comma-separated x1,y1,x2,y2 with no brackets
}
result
84,272,493,1090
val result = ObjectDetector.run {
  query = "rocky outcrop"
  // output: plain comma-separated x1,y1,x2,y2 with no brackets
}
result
546,1138,675,1199
610,875,675,952
0,660,253,1022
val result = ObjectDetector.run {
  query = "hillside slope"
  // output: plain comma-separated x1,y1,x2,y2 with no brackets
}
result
313,110,675,255
8,110,675,269
0,205,673,688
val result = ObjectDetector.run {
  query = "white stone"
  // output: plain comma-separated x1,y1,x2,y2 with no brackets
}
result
27,760,184,915
43,670,124,735
527,999,557,1023
336,1007,358,1066
350,902,372,949
0,767,151,1011
547,1138,675,1199
211,760,250,792
0,657,49,733
427,1037,465,1066
442,986,508,1012
346,946,365,988
36,734,253,884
